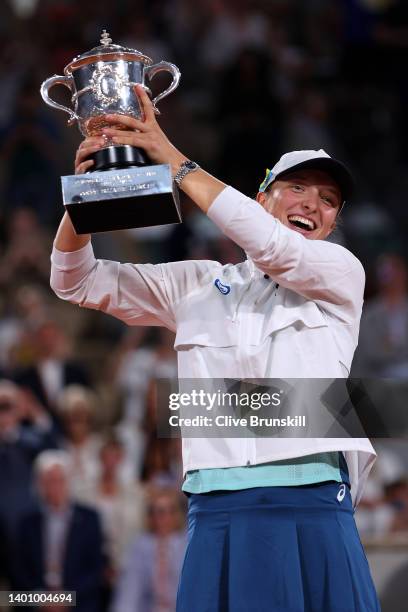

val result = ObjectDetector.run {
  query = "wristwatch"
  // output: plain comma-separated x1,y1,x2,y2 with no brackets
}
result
173,160,200,186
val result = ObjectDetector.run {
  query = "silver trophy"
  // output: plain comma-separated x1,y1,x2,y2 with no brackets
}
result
40,30,182,233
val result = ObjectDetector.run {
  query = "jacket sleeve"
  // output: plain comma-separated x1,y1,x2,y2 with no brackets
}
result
50,242,213,329
50,241,176,329
207,186,365,319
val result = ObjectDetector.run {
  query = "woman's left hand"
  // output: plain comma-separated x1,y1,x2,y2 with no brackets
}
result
101,84,185,171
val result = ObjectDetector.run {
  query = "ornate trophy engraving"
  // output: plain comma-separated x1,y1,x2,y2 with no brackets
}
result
40,30,182,233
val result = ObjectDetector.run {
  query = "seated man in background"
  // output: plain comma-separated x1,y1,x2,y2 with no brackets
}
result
15,450,104,612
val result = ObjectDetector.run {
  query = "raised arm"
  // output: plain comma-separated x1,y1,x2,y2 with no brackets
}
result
49,88,234,326
101,85,227,214
207,186,365,313
101,86,364,315
54,136,107,252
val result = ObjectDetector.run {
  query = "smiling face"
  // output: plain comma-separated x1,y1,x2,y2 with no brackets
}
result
256,169,342,240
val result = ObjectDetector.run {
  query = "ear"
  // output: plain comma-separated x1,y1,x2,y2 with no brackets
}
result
256,191,267,205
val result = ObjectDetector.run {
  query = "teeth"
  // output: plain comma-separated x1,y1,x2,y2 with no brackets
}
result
288,215,315,230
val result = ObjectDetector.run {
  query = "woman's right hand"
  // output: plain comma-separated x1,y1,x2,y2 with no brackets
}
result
74,136,106,174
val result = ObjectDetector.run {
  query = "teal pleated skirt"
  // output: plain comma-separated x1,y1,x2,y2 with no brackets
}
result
176,482,380,612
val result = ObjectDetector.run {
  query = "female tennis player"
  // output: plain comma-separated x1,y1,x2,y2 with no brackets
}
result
51,84,380,611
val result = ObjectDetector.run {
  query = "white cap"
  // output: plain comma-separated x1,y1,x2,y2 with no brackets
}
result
259,149,354,203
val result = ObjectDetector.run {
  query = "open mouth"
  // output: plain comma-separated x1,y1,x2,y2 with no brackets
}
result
287,215,315,232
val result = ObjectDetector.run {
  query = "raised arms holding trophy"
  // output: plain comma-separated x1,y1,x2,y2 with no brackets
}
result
53,81,225,251
41,30,184,233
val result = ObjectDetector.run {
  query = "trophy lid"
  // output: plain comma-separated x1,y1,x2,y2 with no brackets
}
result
65,30,153,73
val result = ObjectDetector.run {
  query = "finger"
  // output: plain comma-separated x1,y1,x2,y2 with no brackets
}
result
79,137,105,150
75,144,104,165
74,152,95,174
76,159,94,173
102,127,142,138
104,113,146,131
75,159,94,175
78,137,103,149
135,84,155,122
75,148,93,167
111,133,148,147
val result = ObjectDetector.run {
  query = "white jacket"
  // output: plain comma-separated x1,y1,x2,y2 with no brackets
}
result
50,186,376,506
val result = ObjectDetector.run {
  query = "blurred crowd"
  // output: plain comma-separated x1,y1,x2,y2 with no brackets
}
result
1,0,408,610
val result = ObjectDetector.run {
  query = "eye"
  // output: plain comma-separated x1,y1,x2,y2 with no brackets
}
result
291,184,304,192
321,195,337,207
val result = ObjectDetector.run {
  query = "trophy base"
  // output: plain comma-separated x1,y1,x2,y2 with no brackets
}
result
90,145,149,171
61,163,181,234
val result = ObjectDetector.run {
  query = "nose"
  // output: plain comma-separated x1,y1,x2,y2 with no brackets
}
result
301,187,319,212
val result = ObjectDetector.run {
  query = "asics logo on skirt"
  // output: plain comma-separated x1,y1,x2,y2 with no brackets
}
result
337,484,346,503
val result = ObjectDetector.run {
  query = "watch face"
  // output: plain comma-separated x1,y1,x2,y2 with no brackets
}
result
185,161,197,170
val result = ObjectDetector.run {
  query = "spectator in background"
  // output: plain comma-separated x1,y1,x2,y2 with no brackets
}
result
355,441,407,538
385,478,408,532
0,31,27,130
58,385,135,497
353,253,408,377
15,450,104,612
108,327,158,432
112,487,186,612
111,327,178,479
141,438,183,490
285,87,336,154
199,0,269,72
75,434,146,600
0,77,61,226
0,284,51,375
15,320,90,417
139,330,182,489
57,384,103,497
0,283,86,375
0,207,52,289
0,380,55,541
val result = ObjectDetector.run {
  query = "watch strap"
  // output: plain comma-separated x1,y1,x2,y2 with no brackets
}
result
173,160,200,186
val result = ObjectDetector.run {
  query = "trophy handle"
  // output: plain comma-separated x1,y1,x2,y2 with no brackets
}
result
40,75,78,125
145,61,181,113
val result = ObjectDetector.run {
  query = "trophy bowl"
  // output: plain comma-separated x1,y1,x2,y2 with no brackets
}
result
40,30,182,233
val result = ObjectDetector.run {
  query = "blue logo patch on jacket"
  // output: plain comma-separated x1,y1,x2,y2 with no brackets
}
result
214,278,231,295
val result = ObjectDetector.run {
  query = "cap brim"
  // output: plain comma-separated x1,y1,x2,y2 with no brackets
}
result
276,157,354,203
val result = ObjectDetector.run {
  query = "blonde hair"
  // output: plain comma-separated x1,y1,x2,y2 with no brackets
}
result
57,384,97,418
